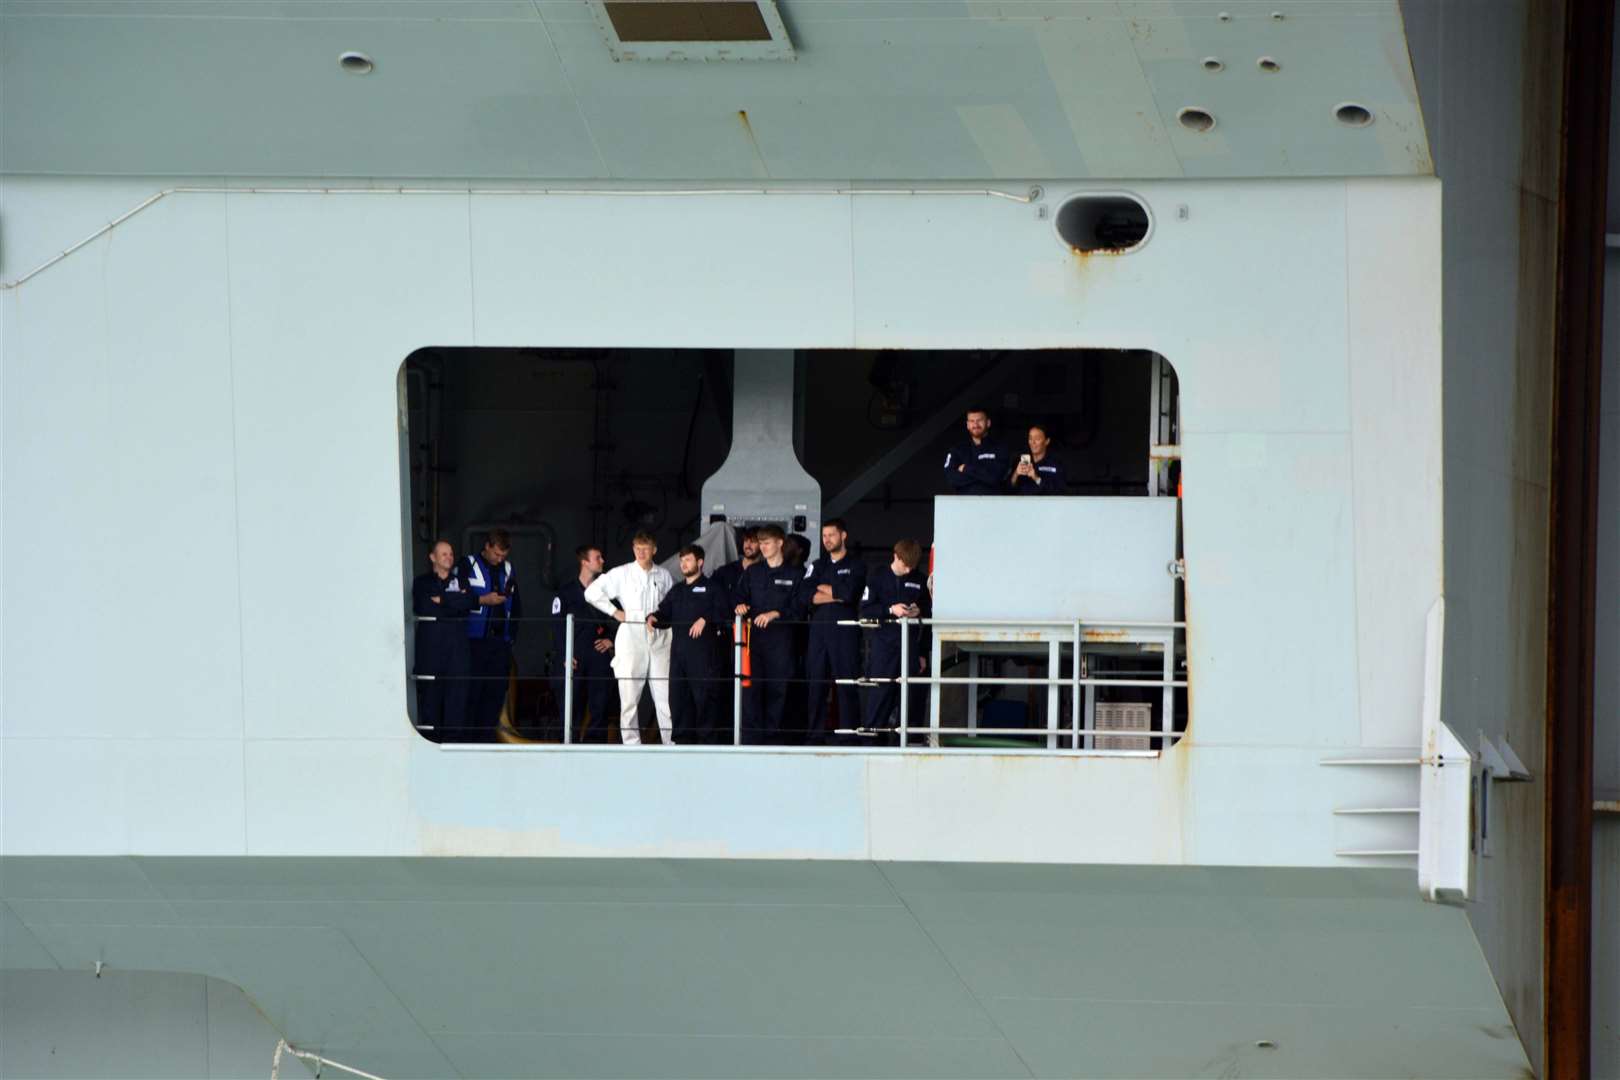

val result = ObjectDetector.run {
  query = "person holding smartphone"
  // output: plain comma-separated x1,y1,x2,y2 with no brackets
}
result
859,539,932,741
1010,423,1067,495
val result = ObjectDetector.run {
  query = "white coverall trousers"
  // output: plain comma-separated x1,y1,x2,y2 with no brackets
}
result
612,617,673,745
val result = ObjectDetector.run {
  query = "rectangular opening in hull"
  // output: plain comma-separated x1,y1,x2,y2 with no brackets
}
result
399,346,1184,750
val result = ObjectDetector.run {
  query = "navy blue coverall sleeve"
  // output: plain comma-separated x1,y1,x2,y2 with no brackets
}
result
439,589,476,615
860,575,891,620
963,443,1010,489
1015,456,1067,495
412,575,439,617
832,560,866,605
652,589,677,628
944,444,971,492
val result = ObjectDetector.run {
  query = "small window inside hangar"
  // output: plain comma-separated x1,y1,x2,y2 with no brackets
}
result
400,347,1183,748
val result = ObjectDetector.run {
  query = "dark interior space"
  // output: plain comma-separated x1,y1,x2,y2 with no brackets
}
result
403,347,1160,582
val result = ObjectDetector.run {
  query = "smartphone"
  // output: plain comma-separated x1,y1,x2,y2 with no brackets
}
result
1019,453,1032,465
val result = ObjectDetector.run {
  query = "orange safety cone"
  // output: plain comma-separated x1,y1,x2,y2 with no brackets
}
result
739,619,753,688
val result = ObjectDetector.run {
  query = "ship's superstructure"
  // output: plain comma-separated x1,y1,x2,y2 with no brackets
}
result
0,2,1613,1078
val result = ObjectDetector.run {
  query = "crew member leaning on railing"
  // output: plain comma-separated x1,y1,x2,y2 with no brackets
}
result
860,538,932,743
733,524,807,745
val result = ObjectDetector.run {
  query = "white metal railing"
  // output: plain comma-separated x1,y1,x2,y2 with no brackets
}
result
412,613,1184,753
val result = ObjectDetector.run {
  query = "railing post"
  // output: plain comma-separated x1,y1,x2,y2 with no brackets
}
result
563,614,574,745
733,614,743,746
1046,638,1060,750
899,616,910,748
1161,628,1174,750
1071,618,1081,750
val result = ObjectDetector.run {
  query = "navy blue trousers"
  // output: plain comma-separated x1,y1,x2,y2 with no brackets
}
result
745,628,794,745
805,622,861,745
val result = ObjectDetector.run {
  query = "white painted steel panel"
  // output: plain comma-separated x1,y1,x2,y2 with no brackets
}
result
1181,431,1362,748
864,753,1186,864
1345,180,1444,748
0,2,1430,181
0,178,1444,868
467,193,856,348
407,748,870,860
849,180,1355,439
932,497,1176,624
1,739,246,856
243,739,412,856
223,192,473,740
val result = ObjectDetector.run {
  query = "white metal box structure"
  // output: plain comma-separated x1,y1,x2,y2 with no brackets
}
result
932,496,1178,624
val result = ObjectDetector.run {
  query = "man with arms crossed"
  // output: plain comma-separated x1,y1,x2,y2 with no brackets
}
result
585,532,677,746
803,518,867,745
943,407,1011,495
411,539,474,741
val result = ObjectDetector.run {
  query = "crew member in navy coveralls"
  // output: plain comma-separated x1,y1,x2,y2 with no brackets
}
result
781,534,814,740
943,406,1012,495
860,539,932,741
647,544,728,744
411,540,474,742
710,527,761,732
551,545,616,743
1010,424,1068,495
709,526,760,606
734,524,806,744
459,529,520,742
803,518,867,745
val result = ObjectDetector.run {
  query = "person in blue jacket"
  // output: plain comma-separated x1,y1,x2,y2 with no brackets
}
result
1010,423,1068,495
458,529,520,742
803,518,867,745
860,538,932,741
411,540,474,741
648,544,729,744
943,406,1011,495
551,544,616,743
733,524,806,745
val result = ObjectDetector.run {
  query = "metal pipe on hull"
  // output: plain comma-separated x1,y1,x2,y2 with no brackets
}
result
1545,0,1613,1074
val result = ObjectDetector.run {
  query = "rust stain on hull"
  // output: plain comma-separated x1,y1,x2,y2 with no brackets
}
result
737,109,772,178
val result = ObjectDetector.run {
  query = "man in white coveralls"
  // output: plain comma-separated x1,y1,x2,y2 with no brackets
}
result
585,531,677,745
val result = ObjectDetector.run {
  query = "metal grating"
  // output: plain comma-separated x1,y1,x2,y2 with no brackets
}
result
1095,702,1153,751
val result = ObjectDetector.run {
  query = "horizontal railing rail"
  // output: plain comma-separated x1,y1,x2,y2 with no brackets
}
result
409,613,1185,752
